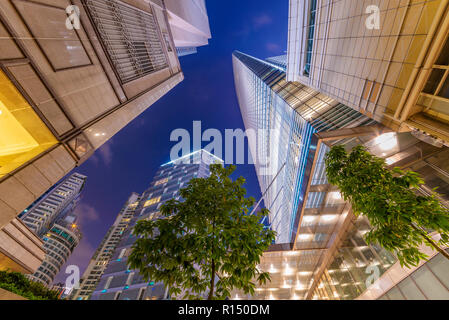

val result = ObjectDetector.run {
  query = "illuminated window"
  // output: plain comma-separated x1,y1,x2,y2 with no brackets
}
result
154,178,168,186
0,70,57,178
144,197,161,207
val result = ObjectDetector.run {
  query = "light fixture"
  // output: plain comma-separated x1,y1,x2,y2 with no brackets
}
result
373,132,398,151
283,263,294,275
298,234,313,241
321,214,337,222
303,215,316,223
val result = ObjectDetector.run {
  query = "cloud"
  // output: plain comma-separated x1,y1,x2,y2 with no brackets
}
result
266,42,281,53
253,13,273,29
73,202,100,226
88,140,114,167
97,142,113,166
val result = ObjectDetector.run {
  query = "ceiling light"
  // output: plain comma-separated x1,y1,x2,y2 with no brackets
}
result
373,132,398,151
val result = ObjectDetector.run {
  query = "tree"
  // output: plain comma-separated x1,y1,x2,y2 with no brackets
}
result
128,164,276,300
0,270,60,300
325,145,449,268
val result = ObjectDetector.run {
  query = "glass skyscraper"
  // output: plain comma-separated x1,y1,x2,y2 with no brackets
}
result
232,51,375,244
90,150,222,300
232,50,449,300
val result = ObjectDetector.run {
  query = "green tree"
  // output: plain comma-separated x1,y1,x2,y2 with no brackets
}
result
128,164,275,300
325,145,449,268
0,270,60,300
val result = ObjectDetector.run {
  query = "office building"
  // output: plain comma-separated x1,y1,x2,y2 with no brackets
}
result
71,193,140,300
0,0,184,235
287,0,449,145
233,51,376,243
232,51,449,299
90,150,222,300
165,0,212,57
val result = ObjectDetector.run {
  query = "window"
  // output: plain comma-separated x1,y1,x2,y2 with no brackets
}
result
144,197,161,207
0,70,57,179
155,178,169,186
419,36,449,116
304,0,317,76
84,0,168,83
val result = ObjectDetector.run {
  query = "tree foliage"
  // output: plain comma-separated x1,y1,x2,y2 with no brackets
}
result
325,145,449,268
0,270,60,300
128,164,276,300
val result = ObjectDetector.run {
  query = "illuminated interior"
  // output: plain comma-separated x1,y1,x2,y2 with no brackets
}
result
0,70,57,178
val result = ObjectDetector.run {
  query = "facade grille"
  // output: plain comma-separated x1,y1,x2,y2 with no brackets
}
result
84,0,168,83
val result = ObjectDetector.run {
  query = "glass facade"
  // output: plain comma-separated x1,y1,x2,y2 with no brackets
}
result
0,69,57,179
379,249,449,300
233,51,375,244
90,150,222,300
306,131,449,300
304,0,317,75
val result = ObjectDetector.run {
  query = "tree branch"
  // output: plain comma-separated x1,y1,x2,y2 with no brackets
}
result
411,224,449,260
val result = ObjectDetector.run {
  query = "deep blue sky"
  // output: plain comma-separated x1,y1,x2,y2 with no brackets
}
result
54,0,288,283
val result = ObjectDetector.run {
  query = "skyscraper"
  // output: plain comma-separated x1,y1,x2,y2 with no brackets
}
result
0,0,211,236
20,173,87,237
233,51,376,244
165,0,212,57
232,51,449,300
19,173,86,286
287,0,449,145
29,212,82,286
90,150,222,300
71,193,140,300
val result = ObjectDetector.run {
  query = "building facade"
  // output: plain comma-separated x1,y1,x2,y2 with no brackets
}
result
90,150,222,300
287,0,449,145
232,50,449,300
0,218,45,274
19,173,86,286
29,208,82,286
20,173,87,237
165,0,212,56
0,0,183,236
71,193,140,300
232,51,376,244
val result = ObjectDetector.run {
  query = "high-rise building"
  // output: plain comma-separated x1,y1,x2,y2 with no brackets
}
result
233,51,376,244
287,0,449,145
20,173,87,237
232,51,449,300
28,207,82,286
71,193,140,300
90,150,222,300
19,173,86,286
0,0,187,234
165,0,212,57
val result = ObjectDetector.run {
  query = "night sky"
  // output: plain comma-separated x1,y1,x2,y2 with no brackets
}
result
54,0,288,284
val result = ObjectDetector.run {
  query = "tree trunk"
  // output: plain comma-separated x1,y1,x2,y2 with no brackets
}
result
208,259,215,300
412,224,449,260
